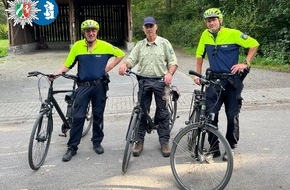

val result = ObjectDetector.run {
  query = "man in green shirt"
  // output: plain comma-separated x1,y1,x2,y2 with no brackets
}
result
119,16,178,157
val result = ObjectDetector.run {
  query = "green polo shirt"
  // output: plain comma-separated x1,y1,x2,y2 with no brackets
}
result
64,39,125,81
127,36,178,77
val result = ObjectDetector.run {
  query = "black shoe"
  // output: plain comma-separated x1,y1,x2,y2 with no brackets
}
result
93,144,104,154
62,148,77,162
209,145,221,158
222,149,234,161
212,150,221,158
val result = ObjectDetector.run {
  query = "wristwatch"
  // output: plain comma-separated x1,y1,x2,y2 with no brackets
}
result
243,60,251,66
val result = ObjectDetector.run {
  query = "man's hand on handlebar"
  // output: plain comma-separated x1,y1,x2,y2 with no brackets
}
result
48,74,57,81
194,77,201,85
119,63,128,76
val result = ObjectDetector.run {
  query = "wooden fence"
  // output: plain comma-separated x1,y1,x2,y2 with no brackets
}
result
33,4,126,46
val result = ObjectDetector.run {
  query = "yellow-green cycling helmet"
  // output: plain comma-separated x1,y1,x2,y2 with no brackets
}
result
81,19,99,30
204,8,223,19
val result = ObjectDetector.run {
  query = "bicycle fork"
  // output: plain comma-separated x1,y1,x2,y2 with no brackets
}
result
190,128,212,163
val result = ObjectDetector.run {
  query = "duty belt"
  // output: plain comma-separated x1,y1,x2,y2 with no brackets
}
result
209,73,238,79
77,80,101,87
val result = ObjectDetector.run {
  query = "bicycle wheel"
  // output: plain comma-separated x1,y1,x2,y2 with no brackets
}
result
122,111,139,173
170,124,233,190
168,93,178,132
28,110,53,170
82,102,93,137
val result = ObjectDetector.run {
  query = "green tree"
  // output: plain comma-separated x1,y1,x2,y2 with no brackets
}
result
131,0,289,64
0,1,7,24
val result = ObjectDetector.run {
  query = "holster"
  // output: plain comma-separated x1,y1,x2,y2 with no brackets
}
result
239,67,250,81
102,73,110,91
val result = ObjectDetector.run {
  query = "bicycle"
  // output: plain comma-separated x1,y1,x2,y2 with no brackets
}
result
170,69,233,190
27,71,93,170
122,70,180,173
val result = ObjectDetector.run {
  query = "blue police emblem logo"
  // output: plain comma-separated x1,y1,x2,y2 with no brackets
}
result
34,0,58,25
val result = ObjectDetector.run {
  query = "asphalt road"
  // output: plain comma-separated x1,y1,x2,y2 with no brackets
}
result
0,49,290,190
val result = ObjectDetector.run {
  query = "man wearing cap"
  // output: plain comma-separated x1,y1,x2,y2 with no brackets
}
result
53,19,125,162
119,16,178,157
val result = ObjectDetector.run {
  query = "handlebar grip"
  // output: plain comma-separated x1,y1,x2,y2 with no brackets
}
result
27,71,41,77
61,72,78,80
28,71,36,75
189,70,203,78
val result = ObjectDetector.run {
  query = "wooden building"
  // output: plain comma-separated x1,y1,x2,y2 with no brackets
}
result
5,0,134,53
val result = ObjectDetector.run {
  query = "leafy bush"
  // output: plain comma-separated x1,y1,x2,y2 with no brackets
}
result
0,39,8,57
131,0,290,66
0,47,7,57
0,23,8,39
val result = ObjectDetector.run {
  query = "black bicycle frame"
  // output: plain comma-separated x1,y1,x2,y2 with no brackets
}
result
137,79,157,132
45,80,74,129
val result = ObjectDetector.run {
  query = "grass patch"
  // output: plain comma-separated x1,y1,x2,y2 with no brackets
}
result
0,39,8,58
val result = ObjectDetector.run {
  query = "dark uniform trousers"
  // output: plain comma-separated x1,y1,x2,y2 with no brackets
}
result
206,75,243,149
67,81,107,150
137,79,170,145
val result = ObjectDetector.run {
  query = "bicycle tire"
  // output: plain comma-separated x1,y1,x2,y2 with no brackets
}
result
122,111,139,173
28,110,53,170
168,94,178,132
82,102,93,137
170,124,233,190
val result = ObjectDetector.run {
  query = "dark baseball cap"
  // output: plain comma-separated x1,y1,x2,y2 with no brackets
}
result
143,17,156,25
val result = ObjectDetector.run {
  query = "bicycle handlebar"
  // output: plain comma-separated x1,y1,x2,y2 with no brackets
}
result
189,69,224,90
125,69,164,80
189,70,203,79
27,71,78,81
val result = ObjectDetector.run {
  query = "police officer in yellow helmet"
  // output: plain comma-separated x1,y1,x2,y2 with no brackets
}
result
53,19,125,162
194,8,259,161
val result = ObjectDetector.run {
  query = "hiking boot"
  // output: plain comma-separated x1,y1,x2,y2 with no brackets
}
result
161,144,171,157
222,149,234,161
133,142,143,157
93,144,104,154
62,148,77,162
